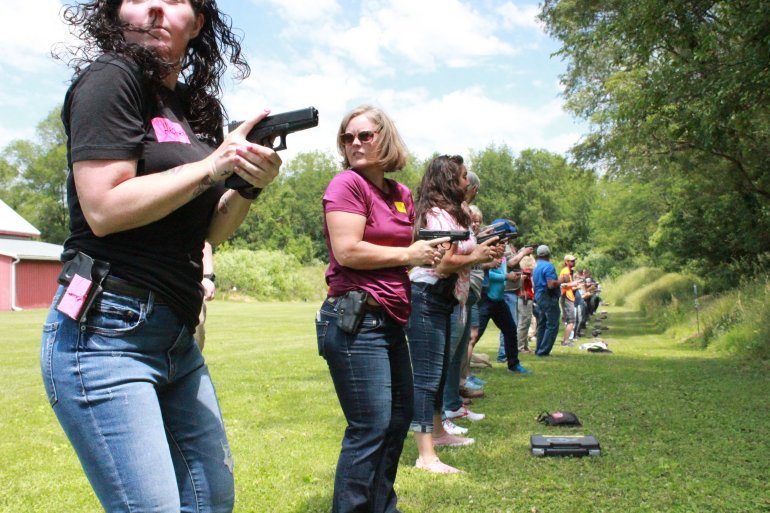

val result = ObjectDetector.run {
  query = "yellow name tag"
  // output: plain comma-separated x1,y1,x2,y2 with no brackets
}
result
394,201,407,213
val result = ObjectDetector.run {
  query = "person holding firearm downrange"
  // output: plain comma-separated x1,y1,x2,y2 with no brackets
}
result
406,155,502,474
317,105,448,512
40,1,281,511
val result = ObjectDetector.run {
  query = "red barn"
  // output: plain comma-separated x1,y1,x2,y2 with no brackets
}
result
0,199,63,311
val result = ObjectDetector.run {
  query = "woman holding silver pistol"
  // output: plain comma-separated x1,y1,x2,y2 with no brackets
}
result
316,105,447,512
40,1,280,511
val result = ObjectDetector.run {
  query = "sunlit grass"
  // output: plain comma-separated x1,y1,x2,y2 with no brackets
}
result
1,298,769,512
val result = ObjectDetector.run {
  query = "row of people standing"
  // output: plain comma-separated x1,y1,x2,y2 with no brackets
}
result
318,105,543,512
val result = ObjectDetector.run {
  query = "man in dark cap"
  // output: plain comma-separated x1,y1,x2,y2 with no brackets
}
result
532,245,561,356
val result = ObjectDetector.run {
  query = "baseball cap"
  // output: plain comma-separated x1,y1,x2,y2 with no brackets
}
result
565,254,576,262
536,245,550,257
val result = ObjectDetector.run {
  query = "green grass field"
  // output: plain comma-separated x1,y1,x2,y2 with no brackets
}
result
1,301,769,512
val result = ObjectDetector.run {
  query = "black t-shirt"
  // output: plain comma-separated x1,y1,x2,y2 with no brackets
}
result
61,54,224,329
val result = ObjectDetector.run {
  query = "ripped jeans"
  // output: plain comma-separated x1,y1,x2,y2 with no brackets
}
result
40,285,234,513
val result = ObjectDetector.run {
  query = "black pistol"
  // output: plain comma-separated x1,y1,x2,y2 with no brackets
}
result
417,229,471,244
225,106,319,192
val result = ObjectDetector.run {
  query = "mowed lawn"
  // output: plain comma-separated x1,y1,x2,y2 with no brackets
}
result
1,301,769,513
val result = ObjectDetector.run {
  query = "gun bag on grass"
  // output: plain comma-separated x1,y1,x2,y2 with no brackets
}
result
530,435,601,457
537,411,582,426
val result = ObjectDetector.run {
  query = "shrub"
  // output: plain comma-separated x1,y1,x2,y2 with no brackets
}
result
577,251,626,280
215,249,327,301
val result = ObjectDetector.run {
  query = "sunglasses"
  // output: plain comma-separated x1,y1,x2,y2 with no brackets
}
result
340,130,379,145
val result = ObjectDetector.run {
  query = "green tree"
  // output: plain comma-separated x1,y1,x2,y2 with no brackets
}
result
470,146,596,255
230,151,339,263
540,0,770,200
0,109,68,243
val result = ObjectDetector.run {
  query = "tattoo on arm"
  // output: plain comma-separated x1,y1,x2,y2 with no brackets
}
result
218,193,231,215
193,174,215,199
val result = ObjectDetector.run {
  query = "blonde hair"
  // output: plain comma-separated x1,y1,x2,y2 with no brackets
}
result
520,255,536,270
337,105,409,172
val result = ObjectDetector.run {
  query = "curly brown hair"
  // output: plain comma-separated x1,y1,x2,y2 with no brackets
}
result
57,0,249,144
413,155,471,236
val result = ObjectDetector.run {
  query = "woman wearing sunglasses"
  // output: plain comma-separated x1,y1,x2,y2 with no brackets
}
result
406,155,501,474
317,105,447,512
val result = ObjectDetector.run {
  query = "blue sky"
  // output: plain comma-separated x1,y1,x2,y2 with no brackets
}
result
0,0,586,163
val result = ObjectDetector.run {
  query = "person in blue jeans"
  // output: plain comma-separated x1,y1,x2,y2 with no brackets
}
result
496,242,528,361
475,228,533,374
318,105,448,510
406,155,500,474
532,245,562,356
41,2,283,511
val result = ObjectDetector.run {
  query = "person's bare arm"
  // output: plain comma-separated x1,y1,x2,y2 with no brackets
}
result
74,111,279,238
327,211,447,270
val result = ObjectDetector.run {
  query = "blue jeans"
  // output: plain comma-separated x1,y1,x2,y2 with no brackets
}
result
405,283,456,432
497,291,519,359
442,289,478,412
316,297,413,513
535,293,561,356
477,289,520,368
40,286,234,513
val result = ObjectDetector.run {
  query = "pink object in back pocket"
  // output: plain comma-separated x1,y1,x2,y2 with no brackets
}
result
152,117,191,144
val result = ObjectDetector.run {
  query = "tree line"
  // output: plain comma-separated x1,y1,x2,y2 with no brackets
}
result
3,0,767,291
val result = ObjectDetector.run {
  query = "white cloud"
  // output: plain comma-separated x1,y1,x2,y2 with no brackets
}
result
257,0,516,71
250,0,341,24
496,2,544,31
0,0,73,71
387,87,577,159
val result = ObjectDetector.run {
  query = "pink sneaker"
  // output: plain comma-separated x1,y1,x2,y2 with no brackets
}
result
415,457,462,474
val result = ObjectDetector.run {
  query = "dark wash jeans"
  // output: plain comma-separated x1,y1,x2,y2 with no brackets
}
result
41,285,234,513
443,288,478,412
405,282,456,432
476,289,520,369
535,292,561,356
316,297,413,513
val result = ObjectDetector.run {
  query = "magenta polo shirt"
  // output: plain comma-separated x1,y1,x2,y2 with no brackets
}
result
323,169,415,325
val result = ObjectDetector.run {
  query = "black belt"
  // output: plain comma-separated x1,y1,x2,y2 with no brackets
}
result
101,276,164,303
326,295,383,311
61,274,164,304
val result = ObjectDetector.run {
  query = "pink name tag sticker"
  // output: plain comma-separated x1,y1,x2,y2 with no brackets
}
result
57,274,93,320
151,117,191,144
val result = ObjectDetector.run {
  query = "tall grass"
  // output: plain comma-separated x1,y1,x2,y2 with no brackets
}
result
699,280,770,360
605,268,770,361
625,272,701,324
601,267,661,306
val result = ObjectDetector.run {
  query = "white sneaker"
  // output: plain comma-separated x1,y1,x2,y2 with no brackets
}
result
442,418,469,435
444,406,485,421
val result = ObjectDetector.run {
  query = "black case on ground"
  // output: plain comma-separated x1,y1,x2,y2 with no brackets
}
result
530,435,601,457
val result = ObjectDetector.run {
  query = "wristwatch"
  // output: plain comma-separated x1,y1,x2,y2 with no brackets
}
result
203,273,216,283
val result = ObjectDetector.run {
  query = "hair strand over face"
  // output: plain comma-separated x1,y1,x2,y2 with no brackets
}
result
57,0,250,144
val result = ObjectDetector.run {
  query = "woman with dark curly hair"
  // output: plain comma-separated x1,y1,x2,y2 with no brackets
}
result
40,2,280,511
406,155,501,474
